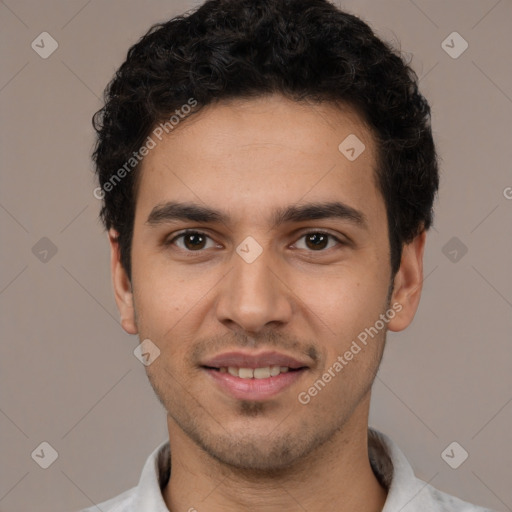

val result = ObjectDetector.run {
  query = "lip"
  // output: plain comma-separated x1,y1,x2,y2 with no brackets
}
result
204,367,307,401
200,350,310,401
201,350,309,370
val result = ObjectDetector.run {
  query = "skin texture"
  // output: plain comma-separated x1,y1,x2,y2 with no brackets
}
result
109,94,426,512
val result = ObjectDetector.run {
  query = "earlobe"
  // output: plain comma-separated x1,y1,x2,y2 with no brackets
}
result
387,230,426,332
108,229,138,335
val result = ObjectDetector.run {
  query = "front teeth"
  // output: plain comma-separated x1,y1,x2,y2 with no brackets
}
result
220,366,291,379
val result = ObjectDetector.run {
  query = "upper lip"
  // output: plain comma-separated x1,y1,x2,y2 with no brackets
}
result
201,350,309,370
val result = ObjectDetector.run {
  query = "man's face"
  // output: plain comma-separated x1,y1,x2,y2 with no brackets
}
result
111,94,422,470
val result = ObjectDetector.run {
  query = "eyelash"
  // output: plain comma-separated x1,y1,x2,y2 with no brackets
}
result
166,229,345,253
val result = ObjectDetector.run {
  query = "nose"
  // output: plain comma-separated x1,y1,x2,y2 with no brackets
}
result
215,246,294,336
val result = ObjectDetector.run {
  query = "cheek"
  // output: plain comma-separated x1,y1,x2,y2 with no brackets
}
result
297,265,389,348
295,265,388,314
135,278,192,330
131,254,220,343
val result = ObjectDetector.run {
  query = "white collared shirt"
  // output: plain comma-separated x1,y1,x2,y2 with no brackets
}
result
77,428,495,511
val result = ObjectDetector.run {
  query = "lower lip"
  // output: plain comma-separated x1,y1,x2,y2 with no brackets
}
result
203,368,306,401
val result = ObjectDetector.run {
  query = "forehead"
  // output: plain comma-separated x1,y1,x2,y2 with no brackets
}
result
135,94,384,228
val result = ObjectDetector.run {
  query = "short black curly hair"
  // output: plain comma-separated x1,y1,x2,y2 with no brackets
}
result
92,0,438,280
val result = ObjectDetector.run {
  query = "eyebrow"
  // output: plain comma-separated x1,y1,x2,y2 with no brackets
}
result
146,200,368,230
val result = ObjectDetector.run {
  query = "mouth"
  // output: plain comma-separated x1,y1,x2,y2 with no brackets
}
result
204,365,302,378
200,351,310,400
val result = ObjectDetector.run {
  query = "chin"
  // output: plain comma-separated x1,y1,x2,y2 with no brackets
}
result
194,425,327,473
208,442,299,471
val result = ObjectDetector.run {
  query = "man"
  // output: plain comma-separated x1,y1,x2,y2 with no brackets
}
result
84,0,494,510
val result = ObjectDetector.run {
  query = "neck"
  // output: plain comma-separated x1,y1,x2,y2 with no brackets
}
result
163,397,387,512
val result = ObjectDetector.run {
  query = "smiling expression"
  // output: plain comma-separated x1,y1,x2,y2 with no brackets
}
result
110,93,423,470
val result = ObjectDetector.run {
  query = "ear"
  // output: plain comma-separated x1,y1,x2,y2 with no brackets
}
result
387,230,426,332
108,229,138,335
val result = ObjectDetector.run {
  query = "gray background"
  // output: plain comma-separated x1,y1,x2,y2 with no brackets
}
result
1,0,511,511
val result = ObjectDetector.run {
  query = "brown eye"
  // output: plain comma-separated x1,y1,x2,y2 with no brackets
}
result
305,233,329,250
169,231,216,251
183,233,206,250
294,231,341,251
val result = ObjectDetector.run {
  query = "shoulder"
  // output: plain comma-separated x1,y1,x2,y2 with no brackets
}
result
74,485,136,512
72,439,170,512
368,428,496,512
426,485,495,512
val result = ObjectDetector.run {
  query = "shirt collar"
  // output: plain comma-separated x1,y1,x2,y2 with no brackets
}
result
133,438,170,511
